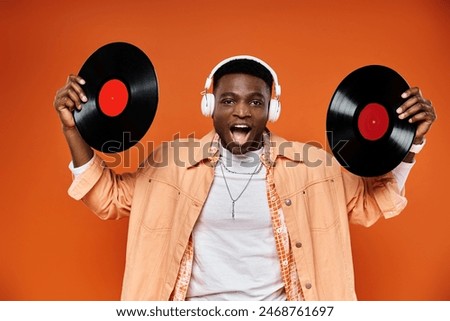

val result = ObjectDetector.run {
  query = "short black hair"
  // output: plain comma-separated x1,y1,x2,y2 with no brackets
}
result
212,58,274,93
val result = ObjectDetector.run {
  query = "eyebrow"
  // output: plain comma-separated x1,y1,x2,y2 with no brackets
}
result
218,92,266,99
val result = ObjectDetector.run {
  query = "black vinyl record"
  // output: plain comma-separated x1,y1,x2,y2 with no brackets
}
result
74,42,158,152
326,65,416,177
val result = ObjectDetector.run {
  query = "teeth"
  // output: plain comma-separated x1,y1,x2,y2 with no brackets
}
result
231,125,250,145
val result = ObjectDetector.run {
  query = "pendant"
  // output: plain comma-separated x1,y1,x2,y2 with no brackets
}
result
231,200,236,219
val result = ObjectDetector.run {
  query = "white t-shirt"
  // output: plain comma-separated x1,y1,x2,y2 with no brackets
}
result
186,146,286,301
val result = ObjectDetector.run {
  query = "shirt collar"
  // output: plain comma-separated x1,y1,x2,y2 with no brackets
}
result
188,129,304,169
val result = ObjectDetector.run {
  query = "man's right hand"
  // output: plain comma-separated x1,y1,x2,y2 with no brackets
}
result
53,74,88,130
54,74,94,167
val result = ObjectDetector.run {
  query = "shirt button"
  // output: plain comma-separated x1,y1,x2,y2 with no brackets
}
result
284,199,292,206
305,283,312,289
295,242,302,248
282,260,288,266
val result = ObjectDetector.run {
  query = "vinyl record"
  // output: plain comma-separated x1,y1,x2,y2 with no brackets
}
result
326,65,416,177
74,42,158,152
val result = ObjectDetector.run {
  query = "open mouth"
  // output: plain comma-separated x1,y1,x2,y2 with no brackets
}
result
230,124,252,145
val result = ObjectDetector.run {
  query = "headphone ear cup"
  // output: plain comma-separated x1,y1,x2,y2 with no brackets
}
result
201,93,215,117
268,99,281,122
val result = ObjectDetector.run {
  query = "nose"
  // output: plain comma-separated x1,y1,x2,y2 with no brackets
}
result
233,101,251,118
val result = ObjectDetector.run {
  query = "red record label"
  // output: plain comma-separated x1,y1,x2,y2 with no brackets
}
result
99,79,128,117
357,103,390,141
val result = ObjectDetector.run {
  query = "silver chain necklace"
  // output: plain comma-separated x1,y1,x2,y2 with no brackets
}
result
219,159,262,219
218,157,264,175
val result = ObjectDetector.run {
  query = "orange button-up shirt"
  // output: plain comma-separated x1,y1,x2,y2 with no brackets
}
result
68,131,406,300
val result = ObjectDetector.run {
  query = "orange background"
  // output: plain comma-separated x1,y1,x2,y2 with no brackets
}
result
0,0,449,300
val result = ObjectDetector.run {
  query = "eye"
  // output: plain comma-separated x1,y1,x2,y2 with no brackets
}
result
220,98,235,106
249,99,264,107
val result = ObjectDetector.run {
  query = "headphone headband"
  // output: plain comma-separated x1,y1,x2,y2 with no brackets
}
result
203,55,281,98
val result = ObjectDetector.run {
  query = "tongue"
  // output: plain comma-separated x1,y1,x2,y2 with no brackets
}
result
232,129,248,145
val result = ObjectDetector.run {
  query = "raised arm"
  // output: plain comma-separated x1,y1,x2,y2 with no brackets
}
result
397,86,437,163
345,86,437,226
53,74,94,167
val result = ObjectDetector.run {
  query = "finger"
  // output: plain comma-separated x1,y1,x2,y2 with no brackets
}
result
66,87,83,110
397,96,431,116
53,88,65,108
68,74,86,86
69,81,88,103
66,74,88,103
396,95,420,115
409,111,428,124
408,109,437,124
63,96,76,111
66,74,87,104
54,90,73,111
397,99,433,120
54,87,78,112
398,103,423,120
397,86,425,114
401,86,421,99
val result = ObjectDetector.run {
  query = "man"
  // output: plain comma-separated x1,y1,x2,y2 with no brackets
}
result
54,56,436,300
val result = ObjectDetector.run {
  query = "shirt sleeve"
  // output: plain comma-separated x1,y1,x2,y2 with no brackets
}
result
342,169,407,227
392,161,415,191
68,154,136,220
68,156,95,176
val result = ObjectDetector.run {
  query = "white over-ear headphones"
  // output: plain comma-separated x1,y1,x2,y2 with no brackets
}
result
200,55,281,122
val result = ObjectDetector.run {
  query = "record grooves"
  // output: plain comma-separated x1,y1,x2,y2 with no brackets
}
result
74,42,158,153
326,65,416,177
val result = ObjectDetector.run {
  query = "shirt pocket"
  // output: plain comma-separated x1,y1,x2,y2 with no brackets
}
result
140,178,181,230
301,179,339,231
